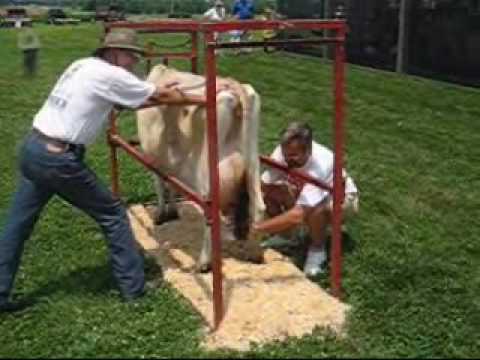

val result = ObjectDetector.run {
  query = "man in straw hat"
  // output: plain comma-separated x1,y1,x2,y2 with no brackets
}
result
0,28,195,313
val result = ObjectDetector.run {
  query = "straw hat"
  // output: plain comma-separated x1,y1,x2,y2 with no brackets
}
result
97,28,144,54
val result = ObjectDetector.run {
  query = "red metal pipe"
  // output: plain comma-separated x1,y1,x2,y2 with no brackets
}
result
145,42,154,74
106,20,202,32
200,19,346,32
331,25,347,299
106,19,346,34
109,134,207,211
144,51,195,59
108,112,120,197
260,155,333,192
213,37,342,49
191,31,198,74
205,31,224,330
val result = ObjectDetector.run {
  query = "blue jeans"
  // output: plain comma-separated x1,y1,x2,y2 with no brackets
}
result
0,132,145,304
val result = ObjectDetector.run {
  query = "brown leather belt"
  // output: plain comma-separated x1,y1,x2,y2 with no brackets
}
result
31,128,72,154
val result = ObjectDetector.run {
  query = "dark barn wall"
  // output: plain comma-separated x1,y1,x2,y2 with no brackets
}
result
276,0,480,87
277,0,326,18
409,1,480,86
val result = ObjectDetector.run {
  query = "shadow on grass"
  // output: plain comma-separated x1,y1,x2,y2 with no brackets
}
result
17,264,115,305
17,257,161,307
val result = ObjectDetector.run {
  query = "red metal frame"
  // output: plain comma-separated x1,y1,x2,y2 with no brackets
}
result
204,30,223,326
104,19,347,329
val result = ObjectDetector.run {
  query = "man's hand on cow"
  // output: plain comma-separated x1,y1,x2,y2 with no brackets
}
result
151,86,206,106
153,86,185,102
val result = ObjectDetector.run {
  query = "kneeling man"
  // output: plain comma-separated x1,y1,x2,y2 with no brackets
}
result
253,122,359,276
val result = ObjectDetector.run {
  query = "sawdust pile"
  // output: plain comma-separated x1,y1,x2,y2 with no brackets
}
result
128,202,350,351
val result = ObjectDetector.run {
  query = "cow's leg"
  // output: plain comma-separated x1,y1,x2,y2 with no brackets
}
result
197,208,239,273
153,176,179,225
196,172,238,273
198,223,212,272
242,85,266,263
243,85,266,223
194,93,236,272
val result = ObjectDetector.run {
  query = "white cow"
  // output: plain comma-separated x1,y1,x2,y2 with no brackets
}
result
136,64,265,271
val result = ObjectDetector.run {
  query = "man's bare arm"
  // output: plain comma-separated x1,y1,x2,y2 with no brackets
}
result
139,86,206,109
252,205,305,234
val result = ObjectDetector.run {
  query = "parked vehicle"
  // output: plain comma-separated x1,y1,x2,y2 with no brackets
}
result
69,11,96,23
46,8,80,25
95,5,126,22
2,7,32,28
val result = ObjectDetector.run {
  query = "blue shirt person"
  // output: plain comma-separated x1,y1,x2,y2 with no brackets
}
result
233,0,254,20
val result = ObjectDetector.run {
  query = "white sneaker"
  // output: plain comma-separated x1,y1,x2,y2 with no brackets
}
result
303,249,327,277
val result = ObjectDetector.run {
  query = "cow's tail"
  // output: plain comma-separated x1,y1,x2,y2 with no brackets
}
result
214,78,265,242
239,84,265,230
233,175,250,240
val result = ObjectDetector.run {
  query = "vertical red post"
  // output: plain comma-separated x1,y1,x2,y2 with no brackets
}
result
108,111,120,197
331,25,346,299
191,31,199,74
145,41,154,75
205,31,224,329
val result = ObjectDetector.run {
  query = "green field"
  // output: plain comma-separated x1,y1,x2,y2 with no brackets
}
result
0,24,479,358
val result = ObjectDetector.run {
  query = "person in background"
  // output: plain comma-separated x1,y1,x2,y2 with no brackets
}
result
0,28,198,314
203,0,226,22
258,5,282,52
230,0,255,47
232,0,255,20
17,27,41,77
203,0,227,42
253,122,359,277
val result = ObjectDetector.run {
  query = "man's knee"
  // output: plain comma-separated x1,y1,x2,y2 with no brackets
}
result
96,199,130,230
340,193,360,219
302,201,330,230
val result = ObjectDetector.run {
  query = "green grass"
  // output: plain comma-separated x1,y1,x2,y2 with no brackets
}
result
1,24,479,358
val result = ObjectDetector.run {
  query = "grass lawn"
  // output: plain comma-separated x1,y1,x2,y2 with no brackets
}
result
0,24,479,358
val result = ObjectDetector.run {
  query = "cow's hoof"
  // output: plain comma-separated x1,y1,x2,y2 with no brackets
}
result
197,263,212,273
247,252,265,264
154,208,180,225
243,241,265,264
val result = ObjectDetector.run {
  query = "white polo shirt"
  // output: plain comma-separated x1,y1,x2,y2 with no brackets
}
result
33,57,156,145
261,141,358,207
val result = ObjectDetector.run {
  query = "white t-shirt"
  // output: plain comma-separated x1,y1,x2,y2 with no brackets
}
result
33,57,156,145
203,7,226,21
261,141,358,207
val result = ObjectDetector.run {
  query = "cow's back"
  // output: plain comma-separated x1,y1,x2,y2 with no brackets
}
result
137,64,250,193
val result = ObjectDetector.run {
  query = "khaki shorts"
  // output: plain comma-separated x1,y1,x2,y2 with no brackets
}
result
262,182,359,218
326,192,359,219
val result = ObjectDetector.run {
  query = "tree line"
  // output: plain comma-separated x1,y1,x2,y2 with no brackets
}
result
87,0,275,15
1,0,276,15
